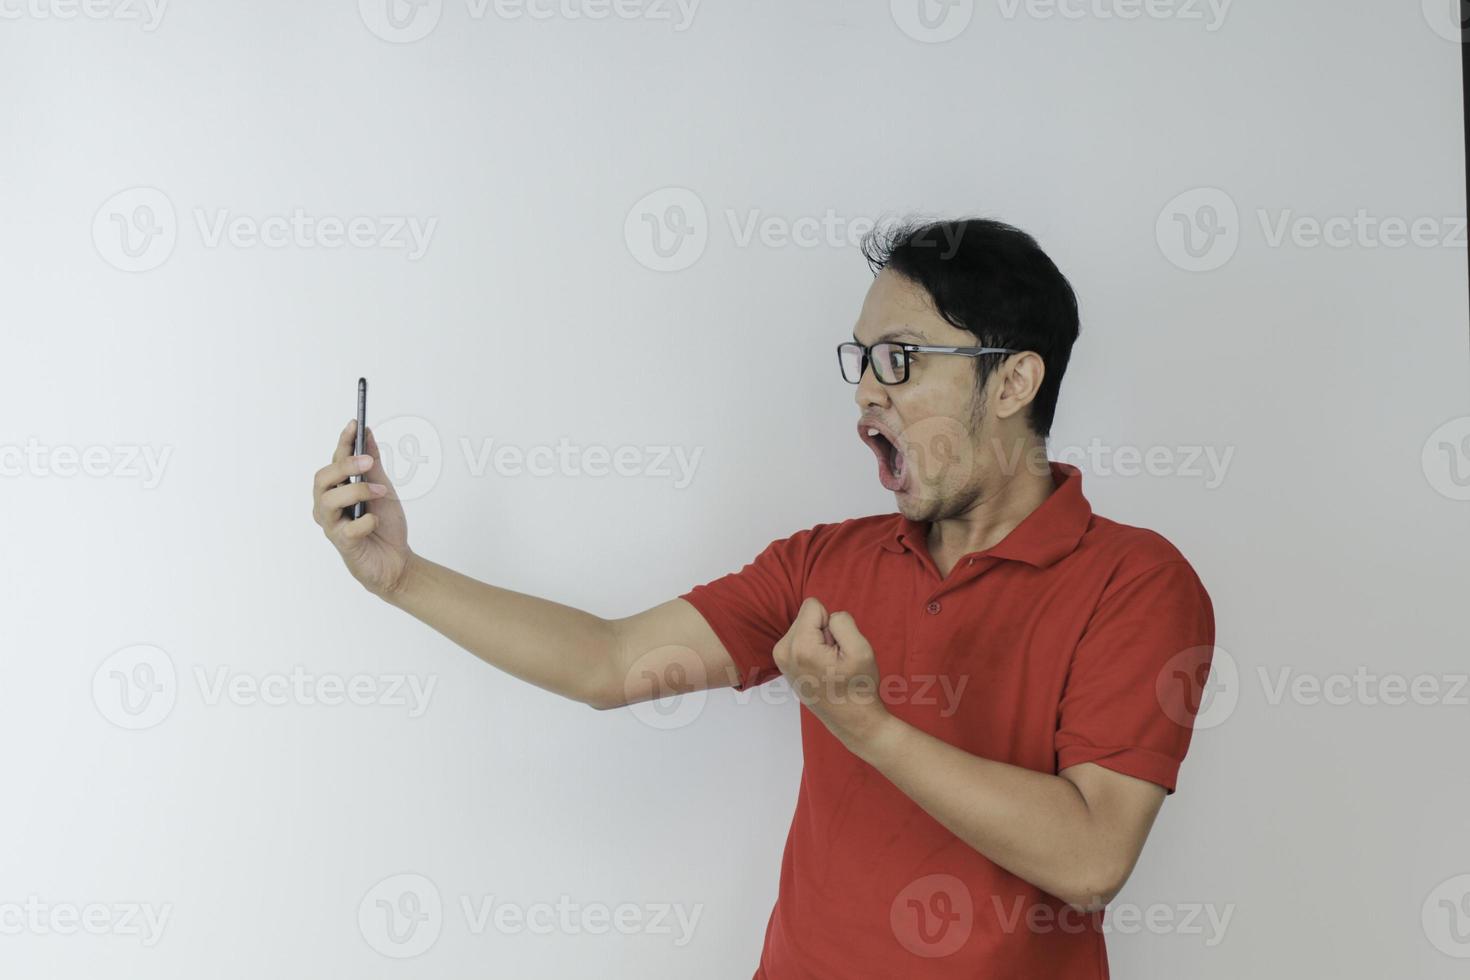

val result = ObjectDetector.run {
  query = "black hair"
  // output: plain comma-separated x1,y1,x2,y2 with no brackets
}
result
859,217,1080,438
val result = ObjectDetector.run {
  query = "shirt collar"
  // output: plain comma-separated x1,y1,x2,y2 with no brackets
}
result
878,460,1093,569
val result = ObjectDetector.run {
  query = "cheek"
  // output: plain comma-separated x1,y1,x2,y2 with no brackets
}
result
895,382,978,438
913,367,977,411
896,410,979,500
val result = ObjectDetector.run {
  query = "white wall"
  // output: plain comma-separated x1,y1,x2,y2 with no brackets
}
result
2,1,1468,977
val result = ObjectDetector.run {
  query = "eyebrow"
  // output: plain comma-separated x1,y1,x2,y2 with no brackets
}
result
852,327,927,344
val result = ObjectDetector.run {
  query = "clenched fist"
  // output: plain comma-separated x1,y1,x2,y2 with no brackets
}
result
773,597,891,752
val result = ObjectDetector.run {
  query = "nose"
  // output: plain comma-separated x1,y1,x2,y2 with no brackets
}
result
853,358,891,410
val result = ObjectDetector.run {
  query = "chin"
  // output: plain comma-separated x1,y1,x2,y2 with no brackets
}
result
897,493,942,521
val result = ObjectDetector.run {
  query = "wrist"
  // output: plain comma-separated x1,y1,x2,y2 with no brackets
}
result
849,710,907,767
380,550,423,605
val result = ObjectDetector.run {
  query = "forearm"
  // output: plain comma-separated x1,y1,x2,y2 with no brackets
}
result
852,717,1122,910
382,551,616,705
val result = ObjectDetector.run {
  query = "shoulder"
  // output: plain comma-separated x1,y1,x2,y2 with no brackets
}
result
758,512,903,562
1074,514,1210,604
809,512,906,550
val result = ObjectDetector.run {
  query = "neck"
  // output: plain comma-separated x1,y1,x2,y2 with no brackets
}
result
927,450,1056,561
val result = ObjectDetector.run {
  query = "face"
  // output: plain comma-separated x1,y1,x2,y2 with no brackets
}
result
850,268,1040,521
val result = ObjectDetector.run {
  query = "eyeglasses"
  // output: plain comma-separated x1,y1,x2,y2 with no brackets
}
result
837,341,1020,385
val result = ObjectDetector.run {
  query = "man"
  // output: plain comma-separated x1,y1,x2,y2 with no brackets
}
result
312,217,1216,978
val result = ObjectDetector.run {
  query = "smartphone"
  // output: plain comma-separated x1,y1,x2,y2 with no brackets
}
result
348,377,368,519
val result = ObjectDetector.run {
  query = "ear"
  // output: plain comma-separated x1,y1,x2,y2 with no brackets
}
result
992,351,1044,423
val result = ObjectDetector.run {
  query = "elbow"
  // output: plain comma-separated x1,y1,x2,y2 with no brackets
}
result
581,672,628,710
580,677,623,710
584,690,625,711
1058,862,1129,914
582,635,626,710
584,620,631,710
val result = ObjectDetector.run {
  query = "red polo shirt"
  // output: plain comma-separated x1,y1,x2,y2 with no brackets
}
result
678,460,1215,979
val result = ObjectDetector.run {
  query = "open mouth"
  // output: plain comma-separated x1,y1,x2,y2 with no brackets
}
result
858,421,908,493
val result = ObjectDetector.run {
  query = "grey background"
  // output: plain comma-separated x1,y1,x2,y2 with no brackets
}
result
2,0,1468,976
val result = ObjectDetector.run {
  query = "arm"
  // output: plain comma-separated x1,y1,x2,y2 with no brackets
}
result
385,560,740,709
853,719,1163,911
381,553,621,706
775,596,1167,912
313,419,738,709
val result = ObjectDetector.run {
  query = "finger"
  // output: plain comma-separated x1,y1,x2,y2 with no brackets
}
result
314,481,385,525
359,426,398,494
313,452,375,499
333,418,357,465
337,511,379,540
795,596,828,630
826,611,871,657
792,597,834,656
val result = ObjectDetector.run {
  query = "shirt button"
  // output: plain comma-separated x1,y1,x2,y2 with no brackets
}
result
926,600,941,615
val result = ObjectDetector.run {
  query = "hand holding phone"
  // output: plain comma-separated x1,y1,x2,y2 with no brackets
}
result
312,377,414,598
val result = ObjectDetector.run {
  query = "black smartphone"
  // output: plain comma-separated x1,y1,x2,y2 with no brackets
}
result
348,377,368,519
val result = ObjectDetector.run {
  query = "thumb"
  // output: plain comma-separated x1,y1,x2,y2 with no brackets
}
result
794,596,833,647
796,596,828,625
361,425,399,495
826,611,871,656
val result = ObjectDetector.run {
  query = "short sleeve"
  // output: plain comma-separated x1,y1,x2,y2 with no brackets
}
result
1055,559,1216,794
677,526,823,691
